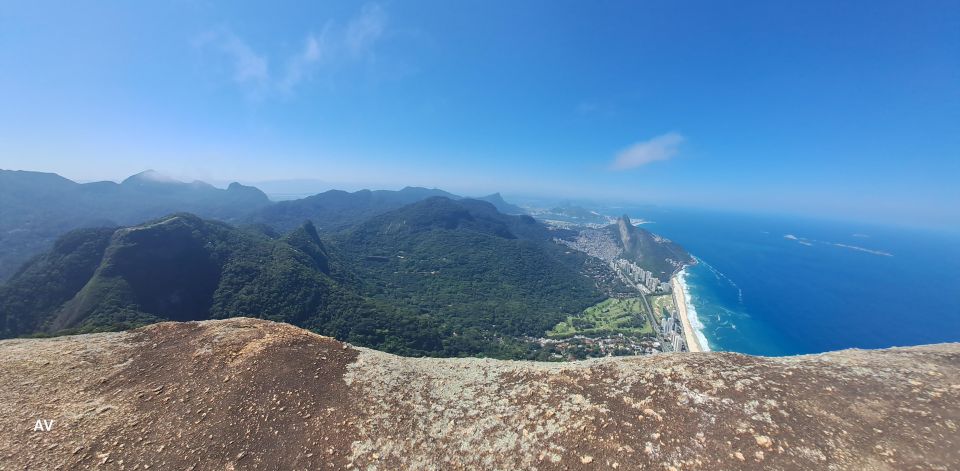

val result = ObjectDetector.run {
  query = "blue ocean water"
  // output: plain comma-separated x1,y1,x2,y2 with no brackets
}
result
618,207,960,356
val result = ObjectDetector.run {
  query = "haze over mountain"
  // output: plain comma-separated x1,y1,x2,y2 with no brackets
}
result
244,186,460,232
0,169,270,280
0,169,537,283
474,192,528,215
538,204,611,225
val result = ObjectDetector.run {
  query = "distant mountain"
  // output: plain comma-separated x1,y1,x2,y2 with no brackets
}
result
473,193,527,215
0,169,270,281
540,204,610,224
611,214,692,279
245,186,460,232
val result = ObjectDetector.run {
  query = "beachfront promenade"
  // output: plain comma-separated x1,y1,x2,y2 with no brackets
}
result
671,275,703,352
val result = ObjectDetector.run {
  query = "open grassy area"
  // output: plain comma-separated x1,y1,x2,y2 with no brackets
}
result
648,294,675,324
547,297,653,339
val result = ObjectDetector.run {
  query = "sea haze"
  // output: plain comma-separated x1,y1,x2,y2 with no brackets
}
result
619,207,960,356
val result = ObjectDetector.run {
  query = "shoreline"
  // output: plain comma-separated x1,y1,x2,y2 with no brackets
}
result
671,269,706,352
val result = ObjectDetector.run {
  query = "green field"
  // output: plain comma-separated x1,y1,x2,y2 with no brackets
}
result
648,294,674,323
547,297,653,339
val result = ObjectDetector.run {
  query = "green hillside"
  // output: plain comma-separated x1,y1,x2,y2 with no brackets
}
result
0,214,444,356
336,197,608,354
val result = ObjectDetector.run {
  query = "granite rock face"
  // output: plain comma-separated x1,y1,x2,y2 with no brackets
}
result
0,318,957,470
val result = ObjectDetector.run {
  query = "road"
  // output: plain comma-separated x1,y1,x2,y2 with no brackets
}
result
611,263,664,348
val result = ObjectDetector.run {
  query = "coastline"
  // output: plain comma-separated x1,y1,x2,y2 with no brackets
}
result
671,268,708,352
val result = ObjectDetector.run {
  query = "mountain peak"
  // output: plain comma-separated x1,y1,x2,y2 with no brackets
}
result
475,192,526,215
122,170,182,185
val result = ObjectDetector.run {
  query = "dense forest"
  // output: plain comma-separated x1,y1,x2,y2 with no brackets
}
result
0,214,455,356
335,197,608,355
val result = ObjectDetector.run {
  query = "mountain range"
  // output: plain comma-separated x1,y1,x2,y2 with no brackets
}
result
0,198,631,358
0,170,532,281
0,170,270,280
0,169,682,358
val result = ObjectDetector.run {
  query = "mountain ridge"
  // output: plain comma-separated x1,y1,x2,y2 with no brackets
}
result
0,169,536,283
244,186,462,232
0,169,271,281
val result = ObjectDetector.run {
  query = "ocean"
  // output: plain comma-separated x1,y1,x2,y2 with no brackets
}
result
618,206,960,356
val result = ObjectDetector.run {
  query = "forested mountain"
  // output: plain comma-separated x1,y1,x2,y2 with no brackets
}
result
0,170,270,281
0,213,446,355
0,203,622,358
473,192,527,215
244,186,460,232
335,197,609,353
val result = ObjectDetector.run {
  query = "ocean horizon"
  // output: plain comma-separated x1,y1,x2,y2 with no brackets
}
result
619,207,960,356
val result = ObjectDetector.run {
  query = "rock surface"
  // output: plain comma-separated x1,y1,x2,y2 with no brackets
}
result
0,318,958,470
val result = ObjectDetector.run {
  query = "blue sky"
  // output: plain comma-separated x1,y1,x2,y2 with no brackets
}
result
1,1,958,229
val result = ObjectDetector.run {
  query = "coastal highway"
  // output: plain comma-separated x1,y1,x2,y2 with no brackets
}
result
637,292,659,342
614,266,661,343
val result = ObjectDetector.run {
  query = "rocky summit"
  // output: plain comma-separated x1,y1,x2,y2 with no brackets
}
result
0,319,957,470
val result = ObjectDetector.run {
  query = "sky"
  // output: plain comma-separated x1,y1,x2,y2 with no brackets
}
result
1,1,958,230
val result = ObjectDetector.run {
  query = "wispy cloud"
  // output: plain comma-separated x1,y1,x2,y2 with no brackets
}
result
345,3,386,58
278,29,330,92
197,3,389,98
610,132,684,170
196,30,269,88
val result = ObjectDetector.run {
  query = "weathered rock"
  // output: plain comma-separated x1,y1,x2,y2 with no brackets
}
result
0,318,958,470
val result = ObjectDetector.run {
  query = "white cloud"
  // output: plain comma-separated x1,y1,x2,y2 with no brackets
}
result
610,132,684,170
197,30,269,87
345,3,386,58
303,33,324,62
198,3,389,97
279,29,330,92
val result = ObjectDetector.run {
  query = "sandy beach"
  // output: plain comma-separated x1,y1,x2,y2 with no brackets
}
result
671,274,703,352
